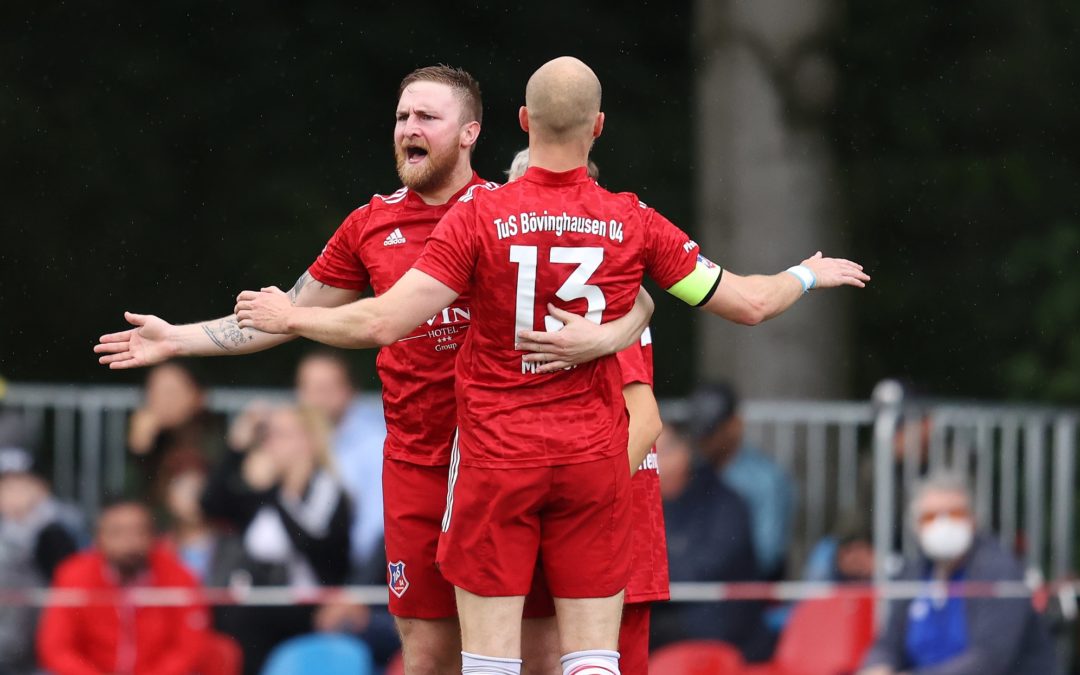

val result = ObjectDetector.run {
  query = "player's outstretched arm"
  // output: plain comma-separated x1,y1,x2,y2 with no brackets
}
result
234,269,460,349
624,382,663,475
94,272,359,369
515,287,655,374
702,252,869,325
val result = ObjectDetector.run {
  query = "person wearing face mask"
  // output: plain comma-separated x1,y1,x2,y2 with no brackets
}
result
859,473,1058,675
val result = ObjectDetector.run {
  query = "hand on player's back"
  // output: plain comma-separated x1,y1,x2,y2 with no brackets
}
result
235,286,293,334
801,251,871,289
516,304,617,374
94,312,178,369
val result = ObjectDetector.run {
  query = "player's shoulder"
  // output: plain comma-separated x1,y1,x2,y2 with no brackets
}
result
594,185,652,215
456,180,504,205
341,185,410,228
366,185,411,211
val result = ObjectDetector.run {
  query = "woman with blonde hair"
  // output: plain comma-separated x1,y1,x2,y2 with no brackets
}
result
201,403,352,674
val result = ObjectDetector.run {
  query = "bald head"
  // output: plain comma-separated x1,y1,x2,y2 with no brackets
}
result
525,57,602,143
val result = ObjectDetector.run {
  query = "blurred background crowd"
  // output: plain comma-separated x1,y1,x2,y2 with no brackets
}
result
0,356,1069,674
5,0,1079,672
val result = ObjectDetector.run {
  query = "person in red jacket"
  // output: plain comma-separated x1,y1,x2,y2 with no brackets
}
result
37,499,211,675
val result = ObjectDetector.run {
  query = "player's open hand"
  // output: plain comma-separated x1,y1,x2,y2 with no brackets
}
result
94,312,178,369
235,286,293,334
516,304,615,373
801,251,870,289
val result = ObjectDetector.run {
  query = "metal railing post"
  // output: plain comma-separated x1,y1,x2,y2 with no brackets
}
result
873,395,901,624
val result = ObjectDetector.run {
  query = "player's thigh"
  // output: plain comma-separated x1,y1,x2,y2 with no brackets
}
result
541,453,632,599
617,603,652,675
383,459,457,619
552,592,625,654
521,615,560,675
437,464,547,597
455,587,527,658
394,616,461,675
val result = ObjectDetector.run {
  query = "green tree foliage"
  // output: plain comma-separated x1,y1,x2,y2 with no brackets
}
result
1,1,695,392
832,1,1080,401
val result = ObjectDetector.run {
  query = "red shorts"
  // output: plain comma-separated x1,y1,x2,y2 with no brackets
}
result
618,602,651,675
382,459,555,619
437,452,631,598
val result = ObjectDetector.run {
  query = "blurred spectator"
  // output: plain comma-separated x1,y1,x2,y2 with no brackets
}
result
293,350,397,665
685,382,796,580
160,453,229,584
202,404,351,674
128,361,226,501
650,424,771,660
859,473,1058,675
294,349,386,576
37,499,211,675
0,447,81,675
803,511,875,584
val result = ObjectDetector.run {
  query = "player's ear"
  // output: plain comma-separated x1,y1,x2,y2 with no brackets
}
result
460,121,481,150
593,111,605,139
519,106,530,133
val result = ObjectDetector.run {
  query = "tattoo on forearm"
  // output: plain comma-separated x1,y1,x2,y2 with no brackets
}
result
287,271,331,302
202,317,262,352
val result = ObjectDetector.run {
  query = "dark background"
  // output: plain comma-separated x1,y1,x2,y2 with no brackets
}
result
2,1,1077,401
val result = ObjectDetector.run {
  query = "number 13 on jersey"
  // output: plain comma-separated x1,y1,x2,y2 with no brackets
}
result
509,245,606,340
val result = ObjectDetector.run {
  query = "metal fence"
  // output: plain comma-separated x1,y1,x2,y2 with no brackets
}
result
3,381,1077,584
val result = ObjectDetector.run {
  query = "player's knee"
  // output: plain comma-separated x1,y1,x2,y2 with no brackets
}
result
403,649,457,675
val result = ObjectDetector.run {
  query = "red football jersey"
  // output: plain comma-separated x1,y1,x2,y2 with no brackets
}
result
616,327,670,603
308,174,495,466
413,166,701,468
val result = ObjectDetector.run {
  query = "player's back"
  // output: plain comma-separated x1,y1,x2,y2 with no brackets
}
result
416,165,700,469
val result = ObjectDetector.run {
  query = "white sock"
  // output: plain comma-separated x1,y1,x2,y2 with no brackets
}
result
560,650,620,675
462,651,523,675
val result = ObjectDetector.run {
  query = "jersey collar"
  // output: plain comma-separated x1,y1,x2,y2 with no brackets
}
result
404,172,487,209
522,165,591,186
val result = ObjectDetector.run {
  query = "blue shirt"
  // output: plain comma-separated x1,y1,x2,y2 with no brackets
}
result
904,566,969,668
333,397,387,568
721,443,796,576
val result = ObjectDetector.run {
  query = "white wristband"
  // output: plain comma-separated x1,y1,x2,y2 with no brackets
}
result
786,265,816,293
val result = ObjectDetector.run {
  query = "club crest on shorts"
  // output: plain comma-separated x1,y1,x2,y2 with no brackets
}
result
387,560,410,598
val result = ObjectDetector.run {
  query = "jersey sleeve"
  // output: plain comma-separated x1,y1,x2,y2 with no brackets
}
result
642,207,723,307
615,342,651,387
412,198,478,294
307,207,371,291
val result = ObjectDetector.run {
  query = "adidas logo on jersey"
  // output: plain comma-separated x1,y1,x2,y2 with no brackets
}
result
383,228,407,246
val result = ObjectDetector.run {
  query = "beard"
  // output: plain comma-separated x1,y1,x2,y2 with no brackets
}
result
395,140,460,193
111,552,149,582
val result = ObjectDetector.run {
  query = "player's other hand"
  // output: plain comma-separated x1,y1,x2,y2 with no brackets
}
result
235,286,292,334
94,312,178,369
516,304,616,374
801,251,871,289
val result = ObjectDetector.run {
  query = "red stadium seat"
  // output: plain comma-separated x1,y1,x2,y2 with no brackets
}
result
197,632,243,675
650,640,745,675
744,595,875,675
385,649,405,675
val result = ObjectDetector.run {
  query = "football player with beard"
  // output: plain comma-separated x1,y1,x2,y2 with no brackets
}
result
95,65,653,675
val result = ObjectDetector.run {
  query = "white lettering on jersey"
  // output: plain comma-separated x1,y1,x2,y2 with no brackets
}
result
493,211,623,243
637,450,659,473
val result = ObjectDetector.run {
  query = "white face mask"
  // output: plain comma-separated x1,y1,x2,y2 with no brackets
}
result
918,517,974,561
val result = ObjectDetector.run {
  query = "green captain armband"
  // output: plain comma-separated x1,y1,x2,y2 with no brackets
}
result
666,255,723,307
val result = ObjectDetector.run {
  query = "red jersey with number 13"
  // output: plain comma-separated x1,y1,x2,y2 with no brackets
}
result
307,174,494,466
413,166,701,468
